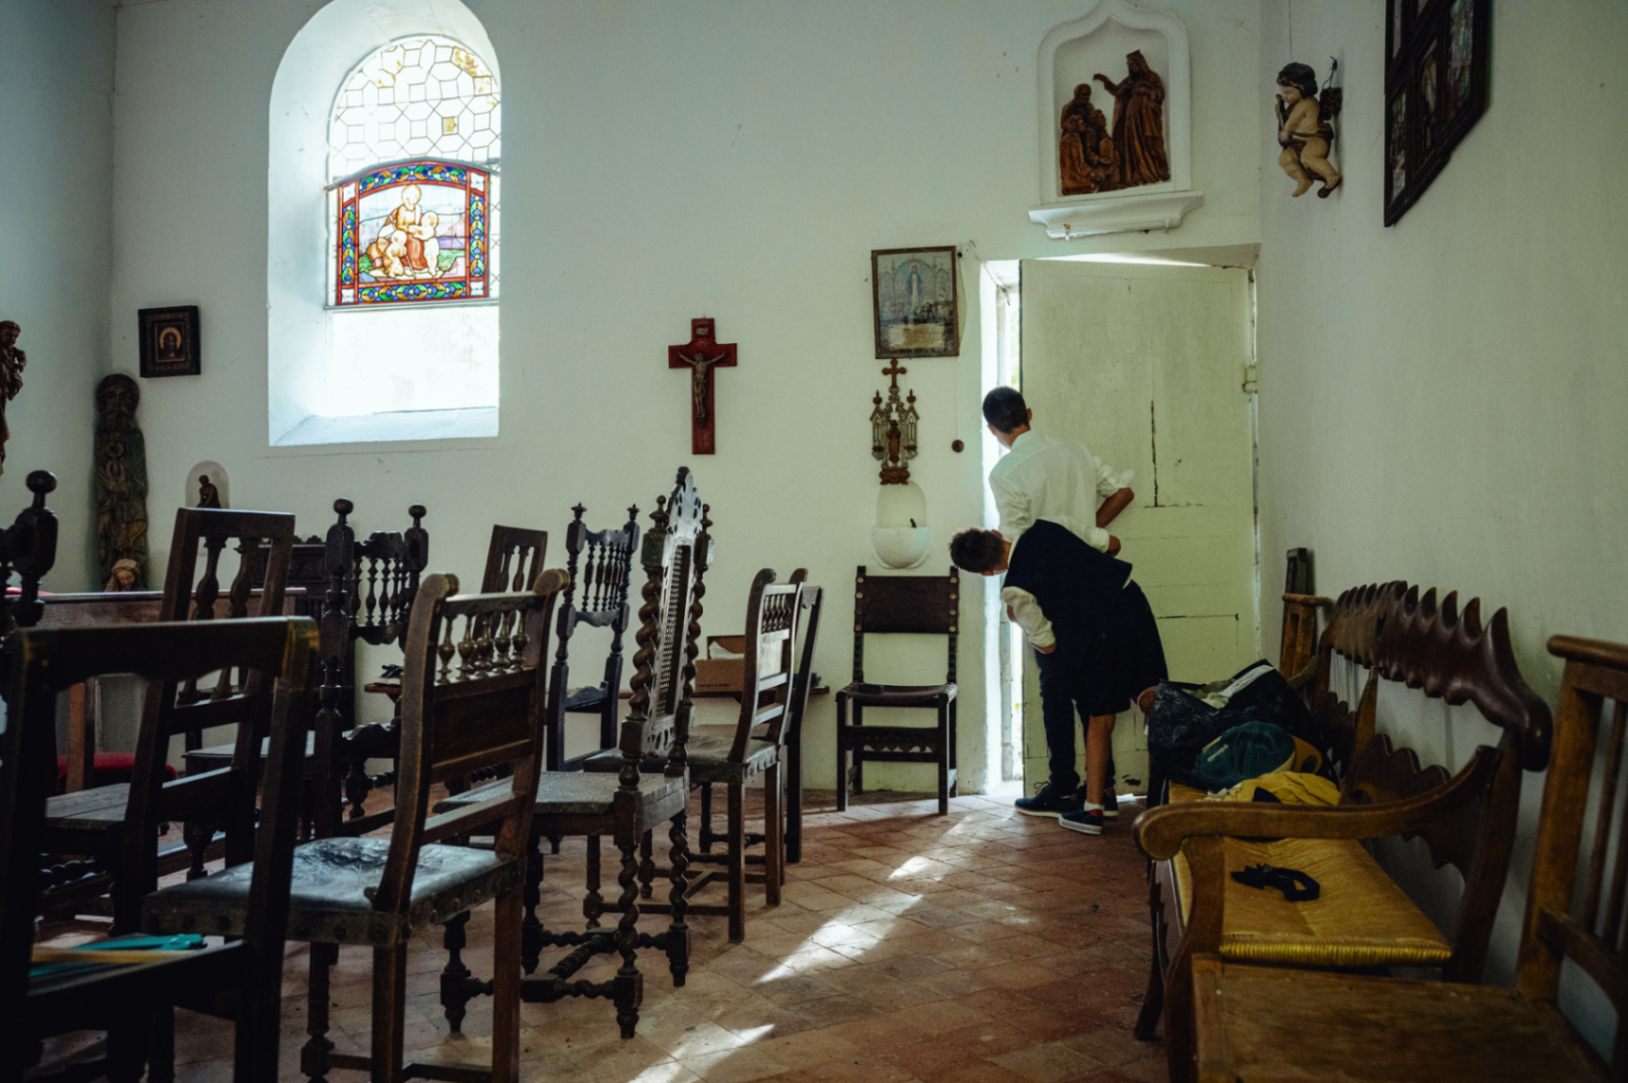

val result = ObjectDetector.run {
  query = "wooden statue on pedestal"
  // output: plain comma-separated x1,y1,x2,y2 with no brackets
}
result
94,374,149,589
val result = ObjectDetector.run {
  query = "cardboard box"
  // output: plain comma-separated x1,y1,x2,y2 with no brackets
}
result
694,634,746,694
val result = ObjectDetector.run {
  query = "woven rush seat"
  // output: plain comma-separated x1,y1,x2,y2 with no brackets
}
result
437,769,688,824
1165,782,1452,967
145,835,519,944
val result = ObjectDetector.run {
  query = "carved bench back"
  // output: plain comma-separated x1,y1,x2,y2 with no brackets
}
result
1308,580,1551,980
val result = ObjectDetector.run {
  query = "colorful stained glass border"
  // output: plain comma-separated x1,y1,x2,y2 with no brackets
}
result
333,159,492,307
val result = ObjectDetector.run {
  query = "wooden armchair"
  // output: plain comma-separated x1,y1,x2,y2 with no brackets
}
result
147,571,567,1083
545,502,639,771
434,468,708,1040
1150,633,1628,1082
5,616,317,1083
836,565,960,814
39,507,295,927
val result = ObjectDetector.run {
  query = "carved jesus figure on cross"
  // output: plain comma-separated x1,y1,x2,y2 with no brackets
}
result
668,317,737,455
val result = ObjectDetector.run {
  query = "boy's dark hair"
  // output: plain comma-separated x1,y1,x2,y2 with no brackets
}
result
981,387,1028,433
949,529,1005,574
1276,62,1319,103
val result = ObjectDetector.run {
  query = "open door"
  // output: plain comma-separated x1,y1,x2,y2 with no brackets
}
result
1017,259,1258,797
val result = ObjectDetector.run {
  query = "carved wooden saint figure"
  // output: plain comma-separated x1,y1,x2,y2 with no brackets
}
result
94,373,149,589
1095,50,1170,190
197,474,222,508
668,317,737,455
1059,83,1117,195
0,320,27,477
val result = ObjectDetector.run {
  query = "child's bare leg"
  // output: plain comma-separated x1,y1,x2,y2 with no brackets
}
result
1301,140,1342,190
1279,147,1313,196
1085,714,1116,807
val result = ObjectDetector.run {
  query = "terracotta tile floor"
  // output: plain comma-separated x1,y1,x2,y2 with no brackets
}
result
63,790,1167,1083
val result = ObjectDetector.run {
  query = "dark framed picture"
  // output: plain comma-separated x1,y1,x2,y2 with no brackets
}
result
1384,0,1490,225
871,246,960,359
138,306,201,377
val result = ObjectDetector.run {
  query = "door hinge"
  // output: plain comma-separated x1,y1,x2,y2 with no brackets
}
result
1242,363,1260,394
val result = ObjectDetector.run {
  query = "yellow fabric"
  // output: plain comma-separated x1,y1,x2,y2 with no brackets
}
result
1213,770,1340,807
1166,782,1454,968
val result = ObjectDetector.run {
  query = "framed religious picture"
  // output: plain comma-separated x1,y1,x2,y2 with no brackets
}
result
138,305,201,377
1384,0,1489,225
871,246,960,359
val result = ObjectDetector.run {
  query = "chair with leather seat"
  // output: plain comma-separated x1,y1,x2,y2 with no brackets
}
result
835,565,959,815
147,570,567,1083
433,468,708,1041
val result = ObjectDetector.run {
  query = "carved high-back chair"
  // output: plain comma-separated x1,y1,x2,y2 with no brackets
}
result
781,583,823,865
6,616,316,1083
149,571,565,1083
40,507,295,925
0,470,57,668
546,502,640,771
314,498,429,835
835,565,960,814
1165,633,1627,1083
433,468,709,1041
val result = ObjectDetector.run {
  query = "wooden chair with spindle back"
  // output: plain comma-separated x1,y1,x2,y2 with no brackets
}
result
545,502,640,772
434,467,708,1041
39,507,295,927
147,570,567,1083
0,469,57,674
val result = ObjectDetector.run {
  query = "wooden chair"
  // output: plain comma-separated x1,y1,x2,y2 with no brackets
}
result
148,570,567,1083
481,523,548,593
39,507,295,928
5,615,317,1083
1143,632,1628,1082
779,584,823,865
1279,590,1332,683
681,569,803,941
545,503,640,772
835,565,959,815
435,468,707,1040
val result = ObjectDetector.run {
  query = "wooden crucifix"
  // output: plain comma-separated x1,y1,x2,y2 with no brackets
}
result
668,317,737,455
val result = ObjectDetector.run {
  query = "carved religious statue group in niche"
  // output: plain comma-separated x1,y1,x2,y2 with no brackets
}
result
1059,49,1171,196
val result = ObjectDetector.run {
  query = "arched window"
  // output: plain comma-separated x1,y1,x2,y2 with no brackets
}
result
328,36,500,307
268,6,501,447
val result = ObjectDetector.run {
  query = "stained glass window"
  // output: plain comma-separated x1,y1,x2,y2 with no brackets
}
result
328,36,499,308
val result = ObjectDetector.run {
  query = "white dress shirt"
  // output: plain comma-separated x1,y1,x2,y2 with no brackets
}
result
989,430,1132,552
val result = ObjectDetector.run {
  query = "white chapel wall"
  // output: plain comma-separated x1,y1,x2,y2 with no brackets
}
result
1256,0,1628,1006
101,0,1263,792
0,1,115,589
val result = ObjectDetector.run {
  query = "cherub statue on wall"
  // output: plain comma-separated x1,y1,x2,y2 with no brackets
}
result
1275,61,1343,198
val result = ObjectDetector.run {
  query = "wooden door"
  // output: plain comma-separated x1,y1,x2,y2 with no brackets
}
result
1017,260,1257,795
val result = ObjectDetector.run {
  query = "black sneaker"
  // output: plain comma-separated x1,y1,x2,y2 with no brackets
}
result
1059,807,1105,835
1015,782,1084,818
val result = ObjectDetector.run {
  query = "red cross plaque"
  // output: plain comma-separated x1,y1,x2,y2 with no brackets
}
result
668,317,737,455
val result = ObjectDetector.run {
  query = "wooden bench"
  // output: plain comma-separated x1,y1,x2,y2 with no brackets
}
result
1133,581,1552,1081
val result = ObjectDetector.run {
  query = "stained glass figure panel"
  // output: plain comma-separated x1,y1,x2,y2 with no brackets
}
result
332,159,497,307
